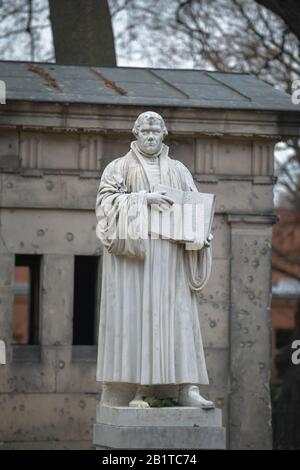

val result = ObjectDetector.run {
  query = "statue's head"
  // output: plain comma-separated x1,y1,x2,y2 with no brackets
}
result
132,111,168,155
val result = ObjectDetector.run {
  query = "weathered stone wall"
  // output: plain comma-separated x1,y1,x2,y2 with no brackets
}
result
0,103,286,449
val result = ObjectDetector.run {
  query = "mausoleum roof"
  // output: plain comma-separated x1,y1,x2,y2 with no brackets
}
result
0,60,298,112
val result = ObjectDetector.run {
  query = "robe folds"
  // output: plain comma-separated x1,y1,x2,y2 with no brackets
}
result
95,142,213,385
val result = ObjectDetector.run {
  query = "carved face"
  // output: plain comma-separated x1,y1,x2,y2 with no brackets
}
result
136,121,164,155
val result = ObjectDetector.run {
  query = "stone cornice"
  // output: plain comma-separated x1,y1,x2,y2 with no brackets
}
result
0,102,299,138
227,213,279,224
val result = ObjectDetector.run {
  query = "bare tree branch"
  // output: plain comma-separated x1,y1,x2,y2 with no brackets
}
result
272,263,300,282
255,0,300,41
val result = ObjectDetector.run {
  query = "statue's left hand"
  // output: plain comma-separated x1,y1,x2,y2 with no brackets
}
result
204,233,213,248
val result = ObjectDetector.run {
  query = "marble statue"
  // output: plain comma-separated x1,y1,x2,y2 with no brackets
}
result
95,111,214,409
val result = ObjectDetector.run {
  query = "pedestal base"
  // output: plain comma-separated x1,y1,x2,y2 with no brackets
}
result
93,405,226,449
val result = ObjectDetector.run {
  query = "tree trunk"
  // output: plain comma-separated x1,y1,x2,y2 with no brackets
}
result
256,0,300,41
49,0,116,66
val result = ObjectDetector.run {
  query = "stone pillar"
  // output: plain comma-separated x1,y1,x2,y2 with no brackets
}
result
0,251,14,364
40,254,74,347
40,254,74,379
228,213,277,449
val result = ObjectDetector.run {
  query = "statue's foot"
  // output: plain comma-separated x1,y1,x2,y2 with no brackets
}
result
178,384,214,409
128,385,153,408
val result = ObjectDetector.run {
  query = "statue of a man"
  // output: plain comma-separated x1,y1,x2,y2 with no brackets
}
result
95,111,214,408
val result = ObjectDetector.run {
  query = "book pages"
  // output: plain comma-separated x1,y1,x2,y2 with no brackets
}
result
151,184,215,248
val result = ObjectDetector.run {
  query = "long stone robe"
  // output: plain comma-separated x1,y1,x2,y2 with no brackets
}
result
95,142,212,385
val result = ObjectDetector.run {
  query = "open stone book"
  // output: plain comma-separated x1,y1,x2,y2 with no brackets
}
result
150,184,216,250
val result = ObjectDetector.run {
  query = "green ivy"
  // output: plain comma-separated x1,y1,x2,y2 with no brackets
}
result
143,396,178,407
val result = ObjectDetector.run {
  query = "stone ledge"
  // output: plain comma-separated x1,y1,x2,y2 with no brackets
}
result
93,422,226,449
96,405,222,427
227,212,279,224
94,405,226,449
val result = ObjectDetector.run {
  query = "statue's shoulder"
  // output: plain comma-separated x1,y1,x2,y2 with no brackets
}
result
102,152,132,175
169,158,197,191
169,157,192,175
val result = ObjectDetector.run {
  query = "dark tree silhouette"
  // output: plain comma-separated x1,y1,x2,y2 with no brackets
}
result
49,0,116,66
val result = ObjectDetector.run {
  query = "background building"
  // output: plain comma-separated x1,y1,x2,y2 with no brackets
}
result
0,61,300,449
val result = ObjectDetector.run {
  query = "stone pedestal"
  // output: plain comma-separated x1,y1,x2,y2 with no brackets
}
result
93,404,226,449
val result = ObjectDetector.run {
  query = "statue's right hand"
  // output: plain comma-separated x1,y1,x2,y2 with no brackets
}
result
146,191,174,211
